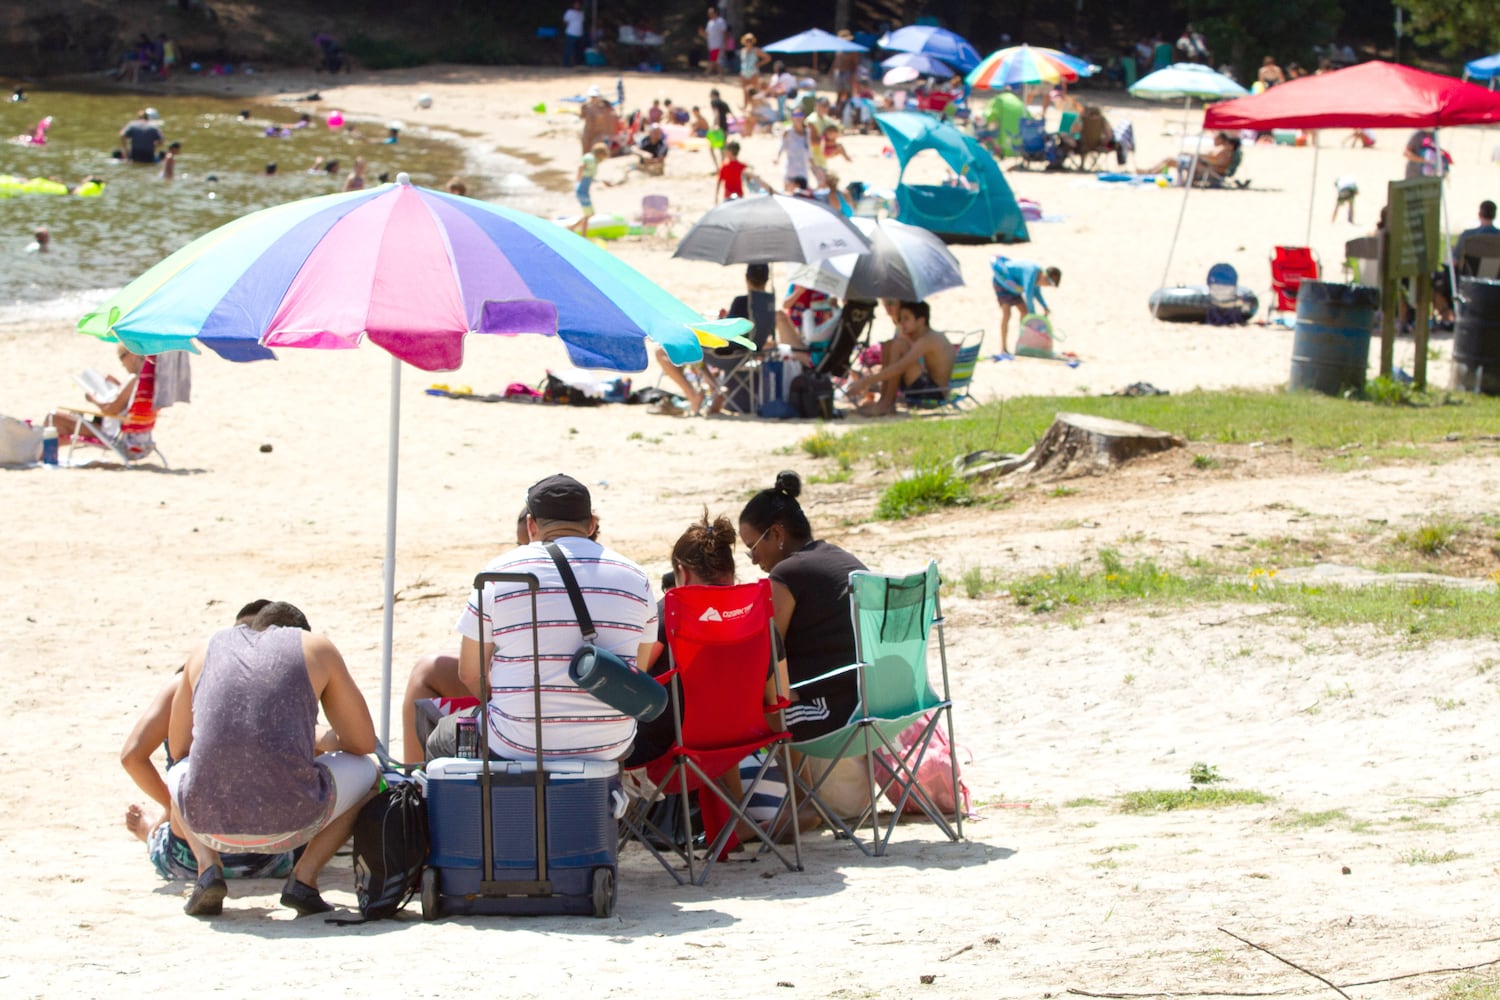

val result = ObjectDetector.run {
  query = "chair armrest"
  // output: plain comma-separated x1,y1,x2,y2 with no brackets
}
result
763,695,791,712
790,662,859,689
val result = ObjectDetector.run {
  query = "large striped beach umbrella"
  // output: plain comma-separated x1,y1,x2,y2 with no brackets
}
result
966,45,1096,90
78,174,748,743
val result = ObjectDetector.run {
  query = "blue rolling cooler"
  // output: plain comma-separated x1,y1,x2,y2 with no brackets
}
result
419,571,620,919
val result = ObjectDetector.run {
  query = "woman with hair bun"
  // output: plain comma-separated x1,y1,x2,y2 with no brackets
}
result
738,470,866,743
624,511,741,768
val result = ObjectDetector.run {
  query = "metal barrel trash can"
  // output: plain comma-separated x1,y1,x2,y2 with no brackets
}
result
1288,281,1380,395
1451,277,1500,394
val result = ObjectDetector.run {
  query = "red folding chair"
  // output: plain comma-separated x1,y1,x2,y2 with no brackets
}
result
621,580,802,885
1268,246,1320,323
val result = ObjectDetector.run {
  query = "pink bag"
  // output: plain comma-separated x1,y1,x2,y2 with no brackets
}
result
871,712,973,818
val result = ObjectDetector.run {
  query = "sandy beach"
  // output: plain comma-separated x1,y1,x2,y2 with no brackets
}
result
2,65,1498,998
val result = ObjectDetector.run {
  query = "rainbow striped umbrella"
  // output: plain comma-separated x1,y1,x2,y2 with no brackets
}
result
966,45,1097,90
79,174,734,371
77,174,748,744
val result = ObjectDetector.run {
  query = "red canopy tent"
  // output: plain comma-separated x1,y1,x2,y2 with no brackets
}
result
1154,62,1500,316
1204,61,1500,131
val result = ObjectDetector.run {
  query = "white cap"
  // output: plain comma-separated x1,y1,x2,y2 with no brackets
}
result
587,85,601,97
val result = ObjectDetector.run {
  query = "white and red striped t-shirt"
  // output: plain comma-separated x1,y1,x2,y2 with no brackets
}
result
456,536,656,761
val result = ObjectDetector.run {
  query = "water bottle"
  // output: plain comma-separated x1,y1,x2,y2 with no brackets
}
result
41,425,58,466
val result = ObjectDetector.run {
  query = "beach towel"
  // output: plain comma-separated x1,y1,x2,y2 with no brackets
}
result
152,351,191,409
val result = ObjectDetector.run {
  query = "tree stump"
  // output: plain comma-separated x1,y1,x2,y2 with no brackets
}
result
1017,412,1184,479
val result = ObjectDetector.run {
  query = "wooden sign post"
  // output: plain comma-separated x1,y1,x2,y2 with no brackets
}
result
1382,177,1442,389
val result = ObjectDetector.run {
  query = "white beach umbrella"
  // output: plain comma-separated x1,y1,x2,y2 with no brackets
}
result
785,218,964,300
673,194,872,265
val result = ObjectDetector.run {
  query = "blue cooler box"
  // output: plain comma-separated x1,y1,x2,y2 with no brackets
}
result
422,757,620,918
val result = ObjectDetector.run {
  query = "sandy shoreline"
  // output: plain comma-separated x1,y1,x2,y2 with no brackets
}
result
2,64,1498,998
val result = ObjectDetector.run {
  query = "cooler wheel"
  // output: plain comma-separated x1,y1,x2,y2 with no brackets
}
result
421,868,440,920
591,867,615,918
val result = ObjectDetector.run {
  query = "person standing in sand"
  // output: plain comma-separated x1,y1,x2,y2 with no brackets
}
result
572,142,609,236
701,6,728,80
167,601,378,917
580,85,619,153
562,0,586,68
991,256,1061,357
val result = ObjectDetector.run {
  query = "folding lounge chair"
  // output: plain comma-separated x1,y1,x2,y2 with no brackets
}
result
777,562,962,857
48,408,168,468
1268,246,1320,323
907,330,983,413
1015,118,1053,170
621,580,802,885
1073,107,1117,172
810,299,876,379
1198,146,1245,188
637,194,679,240
702,289,776,414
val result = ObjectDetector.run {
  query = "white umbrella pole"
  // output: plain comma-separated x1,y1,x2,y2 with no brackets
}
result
1155,102,1198,318
1436,129,1459,321
1304,139,1320,247
379,354,401,748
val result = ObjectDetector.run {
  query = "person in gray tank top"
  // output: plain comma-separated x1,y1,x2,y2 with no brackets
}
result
165,602,378,918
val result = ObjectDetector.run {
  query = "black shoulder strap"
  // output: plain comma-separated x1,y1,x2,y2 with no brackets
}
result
544,541,598,643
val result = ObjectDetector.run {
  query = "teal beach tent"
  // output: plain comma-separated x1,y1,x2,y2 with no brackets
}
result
875,111,1028,244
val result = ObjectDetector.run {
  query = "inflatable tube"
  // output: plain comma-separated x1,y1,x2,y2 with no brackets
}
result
0,175,72,197
553,213,635,240
1148,285,1260,323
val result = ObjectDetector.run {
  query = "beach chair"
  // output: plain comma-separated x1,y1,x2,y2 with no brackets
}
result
620,580,802,885
811,299,876,379
1016,118,1053,170
1199,146,1245,188
1268,246,1320,323
47,408,168,468
702,289,777,414
1073,107,1118,172
636,194,679,239
775,562,962,857
907,330,983,413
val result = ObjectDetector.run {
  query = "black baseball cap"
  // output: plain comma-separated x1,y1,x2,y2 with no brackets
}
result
526,473,592,521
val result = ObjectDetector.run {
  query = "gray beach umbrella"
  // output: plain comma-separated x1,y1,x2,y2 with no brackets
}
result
673,194,872,265
785,218,964,301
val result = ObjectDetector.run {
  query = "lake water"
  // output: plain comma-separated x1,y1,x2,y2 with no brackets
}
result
0,84,533,324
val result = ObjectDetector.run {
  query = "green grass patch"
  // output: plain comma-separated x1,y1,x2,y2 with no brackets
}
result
999,549,1500,641
835,388,1500,472
1438,974,1500,1000
1191,453,1223,469
1063,797,1106,808
1396,518,1463,556
1274,808,1350,829
1118,788,1273,813
800,428,843,459
1400,848,1466,864
874,465,971,520
958,565,1004,599
1189,762,1224,785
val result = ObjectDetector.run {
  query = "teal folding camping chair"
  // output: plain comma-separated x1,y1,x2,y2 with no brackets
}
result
781,561,962,856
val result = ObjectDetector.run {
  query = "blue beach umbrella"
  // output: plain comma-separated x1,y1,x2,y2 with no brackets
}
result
878,25,982,74
879,52,955,79
78,174,746,744
762,28,868,55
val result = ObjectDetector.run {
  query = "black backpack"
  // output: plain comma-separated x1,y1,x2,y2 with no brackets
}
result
349,779,428,921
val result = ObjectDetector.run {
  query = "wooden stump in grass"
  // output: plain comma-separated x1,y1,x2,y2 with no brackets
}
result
1021,412,1183,479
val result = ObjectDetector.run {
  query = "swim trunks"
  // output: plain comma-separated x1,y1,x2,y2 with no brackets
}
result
902,372,948,403
993,283,1025,308
148,822,295,881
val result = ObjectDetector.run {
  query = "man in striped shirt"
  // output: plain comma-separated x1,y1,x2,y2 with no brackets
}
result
448,474,656,761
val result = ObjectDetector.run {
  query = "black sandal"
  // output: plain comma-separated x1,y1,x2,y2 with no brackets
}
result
184,865,227,916
280,875,333,916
